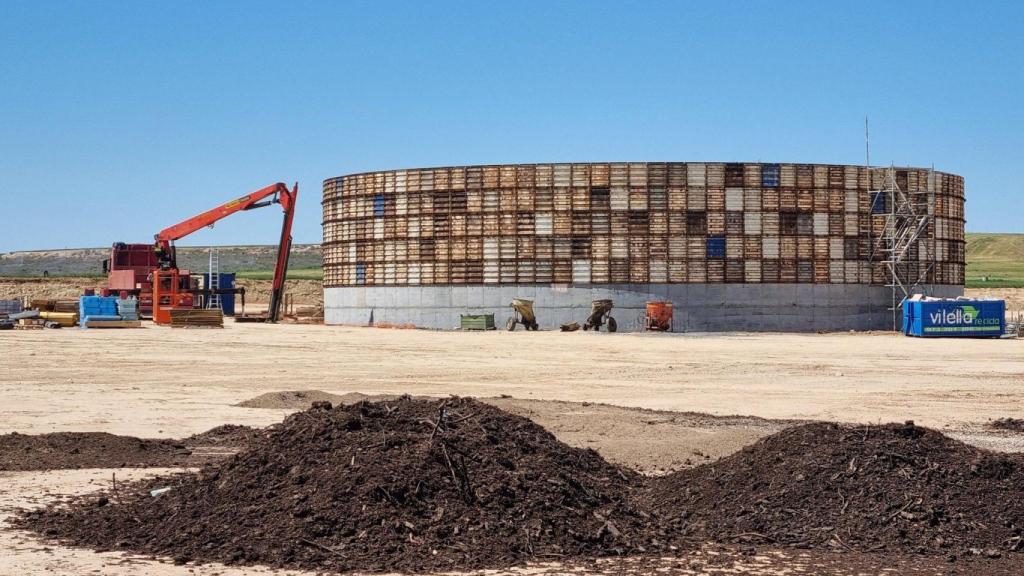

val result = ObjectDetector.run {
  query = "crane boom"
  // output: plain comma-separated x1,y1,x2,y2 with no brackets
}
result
150,182,298,323
155,183,296,259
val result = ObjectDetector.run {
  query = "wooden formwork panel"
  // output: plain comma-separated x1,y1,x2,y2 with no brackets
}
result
323,163,966,287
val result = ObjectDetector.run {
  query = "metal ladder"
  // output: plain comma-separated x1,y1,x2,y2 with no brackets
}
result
207,248,221,310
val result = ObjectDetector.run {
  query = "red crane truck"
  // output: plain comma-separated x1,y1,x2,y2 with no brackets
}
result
103,182,298,324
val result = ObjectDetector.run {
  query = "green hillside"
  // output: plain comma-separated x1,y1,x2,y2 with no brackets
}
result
966,233,1024,288
0,244,321,278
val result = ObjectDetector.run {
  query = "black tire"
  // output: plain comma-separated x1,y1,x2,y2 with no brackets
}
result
530,322,539,331
607,317,617,332
582,323,591,331
506,317,516,331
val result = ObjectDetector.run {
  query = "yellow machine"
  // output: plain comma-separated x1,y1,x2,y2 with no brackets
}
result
507,298,539,331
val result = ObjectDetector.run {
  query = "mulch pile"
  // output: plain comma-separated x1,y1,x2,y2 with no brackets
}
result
14,403,1024,572
645,421,1024,560
234,390,357,409
18,397,654,572
0,432,194,471
989,418,1024,432
0,425,268,471
180,424,261,448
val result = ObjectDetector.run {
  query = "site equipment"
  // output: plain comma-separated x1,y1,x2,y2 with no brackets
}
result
644,301,673,332
583,299,616,332
507,298,539,331
106,182,298,325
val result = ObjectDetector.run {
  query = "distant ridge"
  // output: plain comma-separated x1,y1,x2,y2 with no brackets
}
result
0,244,321,277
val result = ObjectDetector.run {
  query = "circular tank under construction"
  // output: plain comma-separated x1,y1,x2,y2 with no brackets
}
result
322,162,965,332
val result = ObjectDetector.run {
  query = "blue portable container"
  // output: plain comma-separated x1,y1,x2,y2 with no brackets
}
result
201,273,236,316
706,236,726,259
903,299,1005,337
374,194,386,217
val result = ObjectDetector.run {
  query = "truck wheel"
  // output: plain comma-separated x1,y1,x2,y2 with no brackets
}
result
506,317,516,331
607,317,617,332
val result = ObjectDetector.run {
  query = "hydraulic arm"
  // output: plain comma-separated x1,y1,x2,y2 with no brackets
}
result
152,182,298,323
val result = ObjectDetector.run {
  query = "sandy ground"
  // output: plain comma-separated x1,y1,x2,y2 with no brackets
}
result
2,323,1024,574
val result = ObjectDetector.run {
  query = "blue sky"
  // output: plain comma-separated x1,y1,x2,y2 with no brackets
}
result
1,1,1021,252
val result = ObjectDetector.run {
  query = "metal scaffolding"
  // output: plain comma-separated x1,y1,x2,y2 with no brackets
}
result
868,165,935,330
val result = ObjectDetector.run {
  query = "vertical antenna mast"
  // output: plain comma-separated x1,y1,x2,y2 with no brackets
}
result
865,116,870,168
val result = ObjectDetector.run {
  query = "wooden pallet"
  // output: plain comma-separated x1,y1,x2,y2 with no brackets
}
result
169,309,224,328
81,320,142,329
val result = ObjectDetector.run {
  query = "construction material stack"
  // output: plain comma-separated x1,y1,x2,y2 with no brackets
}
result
79,296,142,329
169,308,224,328
116,297,140,321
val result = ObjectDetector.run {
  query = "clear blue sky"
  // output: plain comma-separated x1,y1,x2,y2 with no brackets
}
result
2,1,1021,252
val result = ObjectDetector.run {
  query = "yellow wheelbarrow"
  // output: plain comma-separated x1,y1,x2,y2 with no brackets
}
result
507,298,539,331
583,299,617,332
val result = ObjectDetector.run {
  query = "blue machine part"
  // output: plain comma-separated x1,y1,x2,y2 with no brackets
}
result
202,273,237,316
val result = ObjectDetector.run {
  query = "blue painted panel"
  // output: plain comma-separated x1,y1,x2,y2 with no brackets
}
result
870,191,887,214
706,236,726,259
903,299,1004,337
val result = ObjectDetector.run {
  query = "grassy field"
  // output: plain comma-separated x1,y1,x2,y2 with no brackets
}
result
965,233,1024,288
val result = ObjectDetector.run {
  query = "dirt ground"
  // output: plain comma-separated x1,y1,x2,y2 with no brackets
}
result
2,322,1023,574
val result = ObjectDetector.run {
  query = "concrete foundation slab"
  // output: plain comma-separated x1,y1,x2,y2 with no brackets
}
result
324,283,964,332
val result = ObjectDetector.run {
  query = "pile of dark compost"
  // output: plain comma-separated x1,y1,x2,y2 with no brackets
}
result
0,432,193,471
19,397,654,572
645,421,1024,559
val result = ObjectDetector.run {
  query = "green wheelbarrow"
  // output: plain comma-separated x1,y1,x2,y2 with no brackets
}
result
507,298,539,331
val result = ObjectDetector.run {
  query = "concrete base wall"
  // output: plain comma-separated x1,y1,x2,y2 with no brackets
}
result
324,284,964,332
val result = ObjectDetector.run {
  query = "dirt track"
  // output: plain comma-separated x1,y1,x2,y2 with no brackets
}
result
2,323,1023,574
